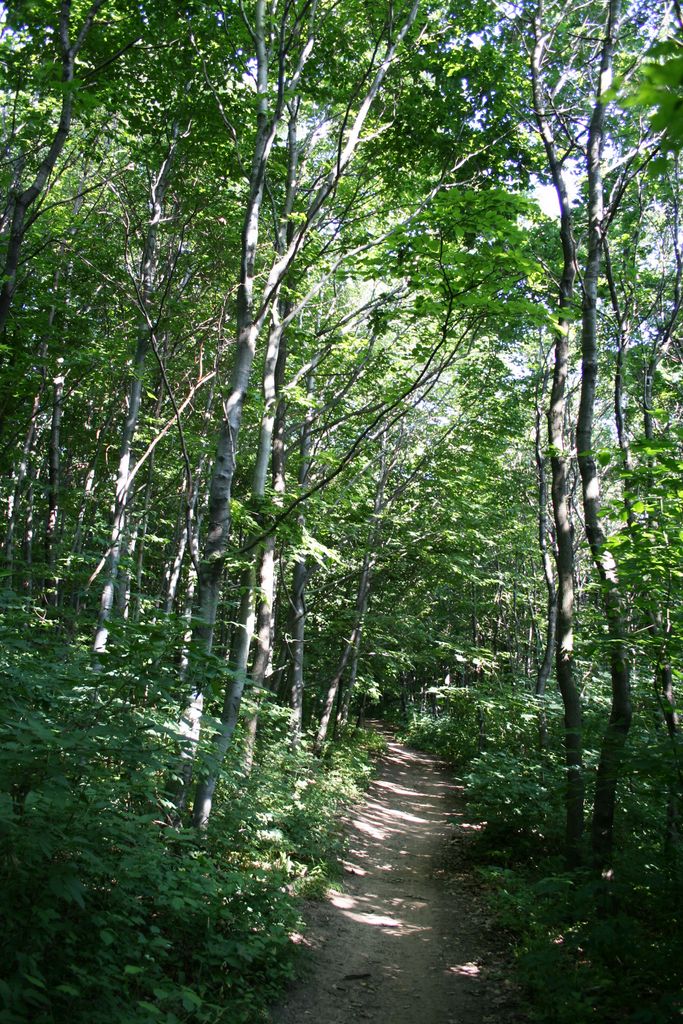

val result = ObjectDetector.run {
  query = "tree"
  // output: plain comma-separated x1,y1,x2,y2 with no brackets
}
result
1,3,682,1019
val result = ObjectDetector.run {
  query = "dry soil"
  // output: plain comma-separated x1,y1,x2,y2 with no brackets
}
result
270,730,520,1024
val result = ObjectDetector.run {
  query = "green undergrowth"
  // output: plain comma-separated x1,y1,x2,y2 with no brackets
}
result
0,604,384,1024
400,687,683,1024
479,860,682,1024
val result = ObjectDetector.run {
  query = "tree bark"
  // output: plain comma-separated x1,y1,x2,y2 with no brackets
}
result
191,311,288,827
192,0,281,654
315,443,388,753
531,0,584,861
574,0,631,874
534,348,556,749
4,388,43,571
315,624,360,756
45,366,65,604
288,367,316,749
242,335,290,773
92,136,179,653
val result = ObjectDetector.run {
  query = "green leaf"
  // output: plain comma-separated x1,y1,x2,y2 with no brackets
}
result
181,987,203,1011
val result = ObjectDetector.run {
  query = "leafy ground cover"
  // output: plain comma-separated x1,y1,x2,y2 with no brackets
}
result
0,602,384,1024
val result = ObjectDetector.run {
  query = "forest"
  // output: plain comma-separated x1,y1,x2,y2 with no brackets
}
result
0,0,681,1021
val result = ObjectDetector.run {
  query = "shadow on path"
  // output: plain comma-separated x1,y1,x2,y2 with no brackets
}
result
271,729,515,1024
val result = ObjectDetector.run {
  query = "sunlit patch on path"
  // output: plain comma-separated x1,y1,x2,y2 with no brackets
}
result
271,726,518,1024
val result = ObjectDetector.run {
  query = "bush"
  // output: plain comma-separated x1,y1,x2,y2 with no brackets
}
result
0,606,381,1023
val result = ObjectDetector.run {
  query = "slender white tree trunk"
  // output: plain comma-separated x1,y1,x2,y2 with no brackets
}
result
93,138,178,653
192,311,288,826
315,445,388,752
288,368,316,748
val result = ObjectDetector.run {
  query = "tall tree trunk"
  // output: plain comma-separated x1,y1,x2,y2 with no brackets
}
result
531,3,584,862
242,336,290,772
164,503,189,615
42,166,89,604
117,523,138,621
534,347,556,749
191,0,419,652
92,138,178,653
4,388,43,571
23,468,37,593
164,341,223,616
338,446,389,731
339,626,362,731
68,407,115,613
237,102,301,769
287,556,309,747
604,225,681,853
315,444,388,753
575,0,631,874
92,333,148,652
315,624,360,756
191,311,288,827
45,366,65,605
192,0,280,655
288,367,316,749
640,337,680,849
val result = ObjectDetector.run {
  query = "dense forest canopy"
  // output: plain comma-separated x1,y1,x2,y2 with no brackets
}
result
0,0,681,1021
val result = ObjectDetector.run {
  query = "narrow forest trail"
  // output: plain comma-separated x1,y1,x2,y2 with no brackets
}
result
271,730,520,1024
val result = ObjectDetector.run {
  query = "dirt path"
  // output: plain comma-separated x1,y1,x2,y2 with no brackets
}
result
271,733,519,1024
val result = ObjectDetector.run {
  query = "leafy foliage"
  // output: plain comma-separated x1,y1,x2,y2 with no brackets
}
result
0,599,381,1022
0,0,682,1020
